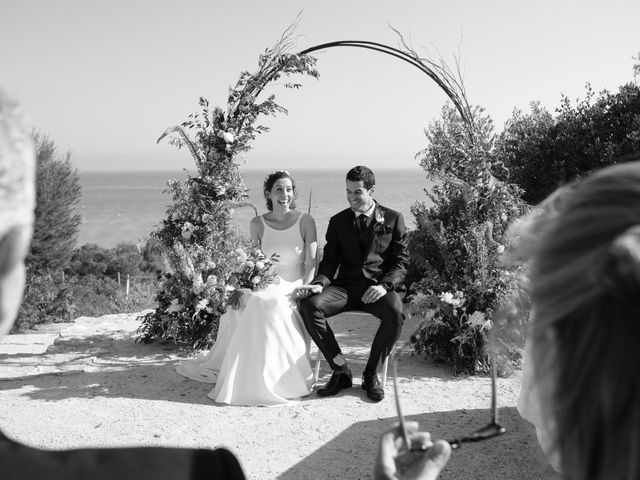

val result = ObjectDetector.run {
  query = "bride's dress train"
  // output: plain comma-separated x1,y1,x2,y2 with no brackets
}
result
175,213,314,406
174,308,242,384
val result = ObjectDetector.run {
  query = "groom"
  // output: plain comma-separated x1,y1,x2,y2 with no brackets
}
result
298,166,408,402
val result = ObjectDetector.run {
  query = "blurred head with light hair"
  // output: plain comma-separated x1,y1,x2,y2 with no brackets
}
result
0,90,35,335
515,160,640,479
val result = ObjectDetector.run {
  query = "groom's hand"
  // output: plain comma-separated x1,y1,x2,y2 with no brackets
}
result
362,285,387,304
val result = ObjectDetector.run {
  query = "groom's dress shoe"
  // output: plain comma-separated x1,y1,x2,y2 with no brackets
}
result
317,369,353,397
362,372,384,402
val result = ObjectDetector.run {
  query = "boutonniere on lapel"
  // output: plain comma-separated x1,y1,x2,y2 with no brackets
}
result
373,209,392,234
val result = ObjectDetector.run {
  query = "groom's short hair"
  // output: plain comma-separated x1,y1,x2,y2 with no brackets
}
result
346,166,375,190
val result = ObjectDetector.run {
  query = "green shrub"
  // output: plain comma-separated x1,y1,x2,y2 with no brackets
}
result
497,83,640,204
66,241,163,278
13,271,75,331
408,104,528,374
68,275,157,318
14,271,157,331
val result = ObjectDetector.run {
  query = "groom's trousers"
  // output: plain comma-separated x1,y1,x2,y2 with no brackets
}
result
299,279,404,374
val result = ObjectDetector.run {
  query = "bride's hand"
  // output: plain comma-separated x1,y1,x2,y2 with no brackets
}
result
291,284,323,299
238,288,253,309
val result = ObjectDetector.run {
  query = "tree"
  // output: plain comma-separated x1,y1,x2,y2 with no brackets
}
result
497,83,640,204
27,133,82,272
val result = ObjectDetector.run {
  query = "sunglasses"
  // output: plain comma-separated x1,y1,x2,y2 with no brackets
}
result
391,343,505,452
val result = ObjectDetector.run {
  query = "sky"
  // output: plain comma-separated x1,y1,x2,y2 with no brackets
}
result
1,0,638,173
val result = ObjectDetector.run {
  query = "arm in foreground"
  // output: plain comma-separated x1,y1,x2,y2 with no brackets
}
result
373,422,451,480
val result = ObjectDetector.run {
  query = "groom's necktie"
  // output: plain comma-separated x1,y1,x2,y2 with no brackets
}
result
356,214,368,251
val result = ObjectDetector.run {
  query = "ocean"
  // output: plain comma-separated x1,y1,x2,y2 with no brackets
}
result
77,168,434,248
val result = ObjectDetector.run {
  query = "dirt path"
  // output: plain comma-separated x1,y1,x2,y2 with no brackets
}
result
0,312,557,479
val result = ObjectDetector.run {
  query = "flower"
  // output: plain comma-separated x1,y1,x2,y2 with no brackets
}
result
467,311,486,328
496,244,505,254
255,261,265,270
181,222,195,241
214,185,227,196
192,273,204,294
166,299,183,313
375,209,385,224
251,275,262,284
235,248,248,263
205,275,218,287
195,298,209,312
245,260,255,269
440,291,454,304
439,291,464,307
222,131,235,143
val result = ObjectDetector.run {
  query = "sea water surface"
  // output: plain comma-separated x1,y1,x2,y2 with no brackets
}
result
78,168,434,248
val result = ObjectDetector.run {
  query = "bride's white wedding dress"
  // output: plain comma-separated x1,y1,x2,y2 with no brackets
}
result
175,214,314,406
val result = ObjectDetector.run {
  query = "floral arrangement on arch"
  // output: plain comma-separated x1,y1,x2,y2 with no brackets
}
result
137,26,319,349
407,103,529,374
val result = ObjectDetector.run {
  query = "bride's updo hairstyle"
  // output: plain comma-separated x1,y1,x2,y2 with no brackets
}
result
526,160,640,480
263,170,297,211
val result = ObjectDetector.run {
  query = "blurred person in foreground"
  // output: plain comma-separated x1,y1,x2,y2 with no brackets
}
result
515,160,640,479
0,90,246,479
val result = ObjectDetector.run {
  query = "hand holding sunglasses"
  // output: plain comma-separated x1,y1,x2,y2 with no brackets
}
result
374,421,451,480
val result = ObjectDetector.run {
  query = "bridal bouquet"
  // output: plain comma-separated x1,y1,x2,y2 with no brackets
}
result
227,248,278,310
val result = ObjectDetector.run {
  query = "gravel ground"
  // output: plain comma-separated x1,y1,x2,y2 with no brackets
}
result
0,311,558,479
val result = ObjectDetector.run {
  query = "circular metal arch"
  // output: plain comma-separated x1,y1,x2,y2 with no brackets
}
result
299,40,473,131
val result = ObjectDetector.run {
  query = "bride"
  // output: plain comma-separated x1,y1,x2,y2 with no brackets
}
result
176,170,318,405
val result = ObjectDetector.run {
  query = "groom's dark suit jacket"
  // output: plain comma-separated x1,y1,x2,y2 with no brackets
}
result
0,430,246,480
315,202,409,290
